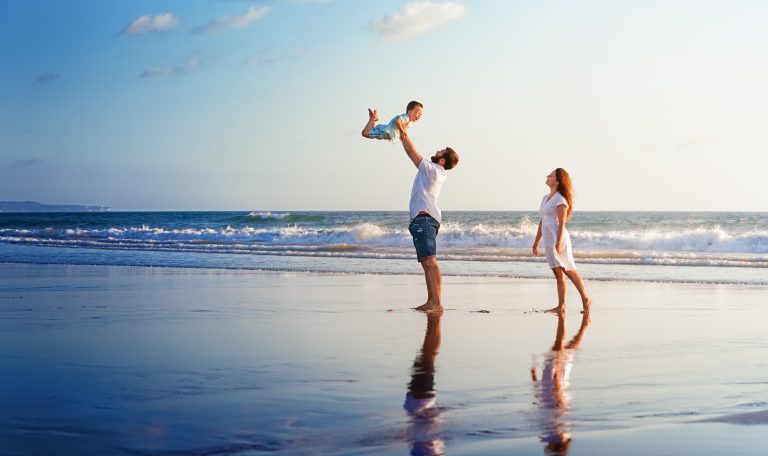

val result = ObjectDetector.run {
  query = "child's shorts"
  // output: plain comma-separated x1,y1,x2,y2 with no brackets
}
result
368,124,394,141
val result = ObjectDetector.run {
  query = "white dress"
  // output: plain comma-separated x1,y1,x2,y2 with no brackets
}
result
539,193,576,270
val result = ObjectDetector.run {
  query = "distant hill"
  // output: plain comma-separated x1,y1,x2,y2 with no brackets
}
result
0,201,111,212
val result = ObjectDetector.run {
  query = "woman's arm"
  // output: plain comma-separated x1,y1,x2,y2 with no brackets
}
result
532,220,543,255
555,204,567,255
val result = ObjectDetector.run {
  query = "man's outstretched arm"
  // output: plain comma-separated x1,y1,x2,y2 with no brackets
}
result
397,119,423,168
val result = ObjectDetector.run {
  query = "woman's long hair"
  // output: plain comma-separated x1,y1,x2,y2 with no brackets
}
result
555,168,573,221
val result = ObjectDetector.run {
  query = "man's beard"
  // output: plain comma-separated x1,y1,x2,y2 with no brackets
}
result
431,155,440,164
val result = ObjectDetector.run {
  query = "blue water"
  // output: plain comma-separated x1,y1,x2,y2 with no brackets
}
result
1,211,766,284
3,264,768,455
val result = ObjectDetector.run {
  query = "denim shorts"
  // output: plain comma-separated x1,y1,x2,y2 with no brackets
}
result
408,215,440,262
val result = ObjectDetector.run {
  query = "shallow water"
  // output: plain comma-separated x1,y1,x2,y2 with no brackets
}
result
3,243,767,286
2,264,768,455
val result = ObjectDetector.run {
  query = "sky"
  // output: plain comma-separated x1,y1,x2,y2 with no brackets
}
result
1,0,767,211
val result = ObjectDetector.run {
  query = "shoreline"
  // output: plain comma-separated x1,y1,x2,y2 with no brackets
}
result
2,258,767,287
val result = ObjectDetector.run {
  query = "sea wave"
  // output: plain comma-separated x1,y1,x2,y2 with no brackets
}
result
572,226,768,253
238,212,326,223
248,211,290,219
0,221,768,268
0,223,768,254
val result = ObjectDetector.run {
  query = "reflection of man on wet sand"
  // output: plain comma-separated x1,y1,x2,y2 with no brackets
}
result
530,313,590,455
404,313,444,456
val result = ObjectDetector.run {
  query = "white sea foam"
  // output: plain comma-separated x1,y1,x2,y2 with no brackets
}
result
571,226,768,254
247,211,290,219
2,222,768,259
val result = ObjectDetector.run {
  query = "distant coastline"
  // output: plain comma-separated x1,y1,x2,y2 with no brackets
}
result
0,201,111,212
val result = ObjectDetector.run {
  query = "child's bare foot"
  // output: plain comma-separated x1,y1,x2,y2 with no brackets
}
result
362,109,378,138
544,306,565,315
414,302,443,314
581,297,592,314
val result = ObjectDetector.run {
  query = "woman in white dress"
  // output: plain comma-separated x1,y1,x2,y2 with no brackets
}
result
532,168,591,314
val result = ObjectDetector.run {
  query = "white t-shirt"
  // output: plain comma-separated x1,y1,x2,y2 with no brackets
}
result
409,158,447,223
384,114,410,141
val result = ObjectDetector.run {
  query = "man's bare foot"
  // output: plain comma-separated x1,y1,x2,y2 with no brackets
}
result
368,108,378,122
544,306,565,315
581,298,592,314
414,302,443,313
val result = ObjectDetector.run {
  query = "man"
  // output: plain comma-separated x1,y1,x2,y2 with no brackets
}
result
395,117,459,313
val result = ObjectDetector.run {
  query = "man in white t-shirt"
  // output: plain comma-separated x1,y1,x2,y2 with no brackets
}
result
396,121,459,313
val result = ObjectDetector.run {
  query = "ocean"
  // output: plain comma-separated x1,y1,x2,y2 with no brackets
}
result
1,211,766,285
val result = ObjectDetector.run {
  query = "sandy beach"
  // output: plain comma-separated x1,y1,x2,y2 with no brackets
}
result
2,263,768,455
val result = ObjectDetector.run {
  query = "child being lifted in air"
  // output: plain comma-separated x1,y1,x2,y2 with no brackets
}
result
361,100,423,142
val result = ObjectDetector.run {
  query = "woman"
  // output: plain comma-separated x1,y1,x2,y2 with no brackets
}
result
532,168,591,314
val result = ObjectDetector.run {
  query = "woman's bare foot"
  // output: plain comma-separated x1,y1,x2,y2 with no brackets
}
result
414,302,443,313
581,297,592,314
544,306,565,315
368,108,378,122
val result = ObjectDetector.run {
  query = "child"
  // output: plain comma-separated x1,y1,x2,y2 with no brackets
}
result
362,100,423,142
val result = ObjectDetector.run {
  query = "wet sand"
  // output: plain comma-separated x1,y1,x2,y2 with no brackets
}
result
1,263,768,455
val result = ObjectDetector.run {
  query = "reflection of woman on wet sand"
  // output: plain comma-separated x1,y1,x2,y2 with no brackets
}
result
532,168,592,314
530,313,590,455
404,313,444,456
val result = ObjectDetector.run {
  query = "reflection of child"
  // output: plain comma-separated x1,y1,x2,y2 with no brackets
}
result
362,101,424,142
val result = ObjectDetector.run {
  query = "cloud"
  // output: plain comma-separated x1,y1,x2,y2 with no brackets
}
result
193,6,270,34
369,2,467,42
35,73,59,84
139,53,201,79
11,158,44,168
184,53,200,71
121,12,180,35
139,67,180,79
242,49,304,67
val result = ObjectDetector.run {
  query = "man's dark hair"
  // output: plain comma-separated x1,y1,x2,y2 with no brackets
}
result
443,147,459,170
406,100,423,112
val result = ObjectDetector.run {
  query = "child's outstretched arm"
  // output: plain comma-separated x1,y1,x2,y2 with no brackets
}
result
397,121,423,168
